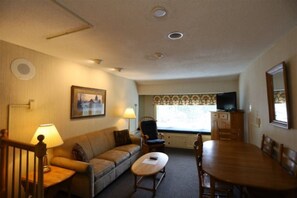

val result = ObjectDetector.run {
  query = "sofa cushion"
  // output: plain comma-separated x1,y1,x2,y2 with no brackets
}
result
76,138,94,161
114,129,132,146
53,135,94,160
72,143,88,162
114,144,141,156
86,127,117,157
89,158,115,181
97,149,130,165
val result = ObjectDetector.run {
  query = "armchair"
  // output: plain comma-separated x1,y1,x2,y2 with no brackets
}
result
139,116,165,153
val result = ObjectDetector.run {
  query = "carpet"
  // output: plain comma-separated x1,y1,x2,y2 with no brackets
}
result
95,147,199,198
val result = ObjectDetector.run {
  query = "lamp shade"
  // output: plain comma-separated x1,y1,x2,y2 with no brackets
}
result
123,108,136,119
31,124,64,148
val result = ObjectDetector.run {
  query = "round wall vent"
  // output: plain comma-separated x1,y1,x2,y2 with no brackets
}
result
11,58,36,80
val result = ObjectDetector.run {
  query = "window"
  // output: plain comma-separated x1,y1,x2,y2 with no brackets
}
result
156,105,216,132
153,94,217,132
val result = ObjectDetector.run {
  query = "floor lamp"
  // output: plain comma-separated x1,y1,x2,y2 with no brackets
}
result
123,108,136,132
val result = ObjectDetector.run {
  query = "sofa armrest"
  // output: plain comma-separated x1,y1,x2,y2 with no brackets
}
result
130,134,142,146
51,156,93,173
51,157,94,198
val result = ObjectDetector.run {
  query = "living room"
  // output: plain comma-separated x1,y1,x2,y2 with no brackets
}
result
1,1,297,197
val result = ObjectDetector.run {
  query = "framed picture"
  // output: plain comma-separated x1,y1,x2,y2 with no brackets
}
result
71,85,106,119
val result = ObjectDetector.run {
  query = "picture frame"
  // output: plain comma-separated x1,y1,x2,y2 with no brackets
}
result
71,85,106,119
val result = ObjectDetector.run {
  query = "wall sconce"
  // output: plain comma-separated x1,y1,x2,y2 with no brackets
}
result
31,124,63,172
123,108,136,132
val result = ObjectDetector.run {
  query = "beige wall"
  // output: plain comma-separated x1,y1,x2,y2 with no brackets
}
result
0,41,138,142
239,26,297,151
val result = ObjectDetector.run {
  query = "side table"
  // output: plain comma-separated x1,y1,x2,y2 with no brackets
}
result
22,165,75,198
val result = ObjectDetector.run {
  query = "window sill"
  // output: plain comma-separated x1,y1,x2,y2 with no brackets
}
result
158,127,211,135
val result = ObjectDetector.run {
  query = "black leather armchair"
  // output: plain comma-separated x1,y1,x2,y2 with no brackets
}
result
139,116,165,153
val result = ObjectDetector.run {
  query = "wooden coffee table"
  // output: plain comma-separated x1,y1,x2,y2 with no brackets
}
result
131,152,169,195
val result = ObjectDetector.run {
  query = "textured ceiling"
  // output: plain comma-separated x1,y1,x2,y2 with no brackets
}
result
1,0,297,84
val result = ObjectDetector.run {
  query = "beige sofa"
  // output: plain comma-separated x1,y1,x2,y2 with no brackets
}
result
50,127,141,198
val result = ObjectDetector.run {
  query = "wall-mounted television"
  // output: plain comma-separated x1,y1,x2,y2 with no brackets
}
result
216,92,237,111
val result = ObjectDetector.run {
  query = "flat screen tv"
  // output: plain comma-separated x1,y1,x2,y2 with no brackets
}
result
216,92,237,111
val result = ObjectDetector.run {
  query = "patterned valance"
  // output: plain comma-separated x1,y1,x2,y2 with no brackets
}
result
274,90,286,104
153,94,216,105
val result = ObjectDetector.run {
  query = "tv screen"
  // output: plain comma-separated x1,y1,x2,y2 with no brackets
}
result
216,92,237,111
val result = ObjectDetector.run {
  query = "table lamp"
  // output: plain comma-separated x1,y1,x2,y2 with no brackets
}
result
31,124,64,173
123,107,136,132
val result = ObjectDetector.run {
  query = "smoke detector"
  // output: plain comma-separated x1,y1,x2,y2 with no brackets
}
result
152,7,167,18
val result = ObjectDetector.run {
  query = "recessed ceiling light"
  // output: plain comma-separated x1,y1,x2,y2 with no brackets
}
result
152,7,167,18
168,32,183,40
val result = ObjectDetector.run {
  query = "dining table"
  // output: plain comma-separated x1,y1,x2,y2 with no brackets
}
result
202,140,297,197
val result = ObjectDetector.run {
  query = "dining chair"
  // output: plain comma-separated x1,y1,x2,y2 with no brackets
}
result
139,116,165,154
193,133,233,198
246,144,297,198
280,144,297,177
261,134,280,161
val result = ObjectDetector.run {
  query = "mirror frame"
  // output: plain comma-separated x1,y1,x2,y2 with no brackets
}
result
266,62,290,129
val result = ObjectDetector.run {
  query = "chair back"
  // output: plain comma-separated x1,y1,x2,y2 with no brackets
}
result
261,134,274,156
193,133,203,188
139,116,158,140
261,134,281,161
280,144,297,177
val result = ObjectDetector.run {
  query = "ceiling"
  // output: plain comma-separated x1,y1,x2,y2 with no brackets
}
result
1,0,297,84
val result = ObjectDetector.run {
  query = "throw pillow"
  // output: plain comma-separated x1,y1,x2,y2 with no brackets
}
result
114,129,132,146
72,143,88,162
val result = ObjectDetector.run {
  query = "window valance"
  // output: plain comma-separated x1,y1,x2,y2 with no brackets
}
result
153,94,216,105
274,91,286,104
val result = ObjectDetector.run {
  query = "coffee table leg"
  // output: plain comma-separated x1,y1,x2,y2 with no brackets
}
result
153,175,156,196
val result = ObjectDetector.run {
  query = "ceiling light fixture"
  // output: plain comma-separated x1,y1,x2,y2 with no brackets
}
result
116,68,123,72
154,52,165,59
168,31,184,40
91,59,103,64
152,7,167,18
110,67,123,72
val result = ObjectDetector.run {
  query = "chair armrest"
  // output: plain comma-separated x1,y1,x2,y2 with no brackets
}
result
51,156,93,174
141,134,150,141
158,132,164,139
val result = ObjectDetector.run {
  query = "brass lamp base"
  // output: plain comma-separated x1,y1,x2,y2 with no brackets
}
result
43,165,51,173
43,154,51,173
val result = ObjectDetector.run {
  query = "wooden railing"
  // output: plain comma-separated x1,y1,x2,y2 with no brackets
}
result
0,129,46,198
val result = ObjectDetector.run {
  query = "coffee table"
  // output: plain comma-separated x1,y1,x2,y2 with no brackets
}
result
131,152,169,195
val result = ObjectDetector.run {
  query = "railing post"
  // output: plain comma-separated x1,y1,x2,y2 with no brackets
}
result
35,135,46,198
0,129,8,198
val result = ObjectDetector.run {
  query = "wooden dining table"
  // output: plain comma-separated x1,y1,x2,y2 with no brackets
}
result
202,140,297,197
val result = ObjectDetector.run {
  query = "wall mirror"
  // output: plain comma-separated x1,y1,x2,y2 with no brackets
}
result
266,62,290,129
